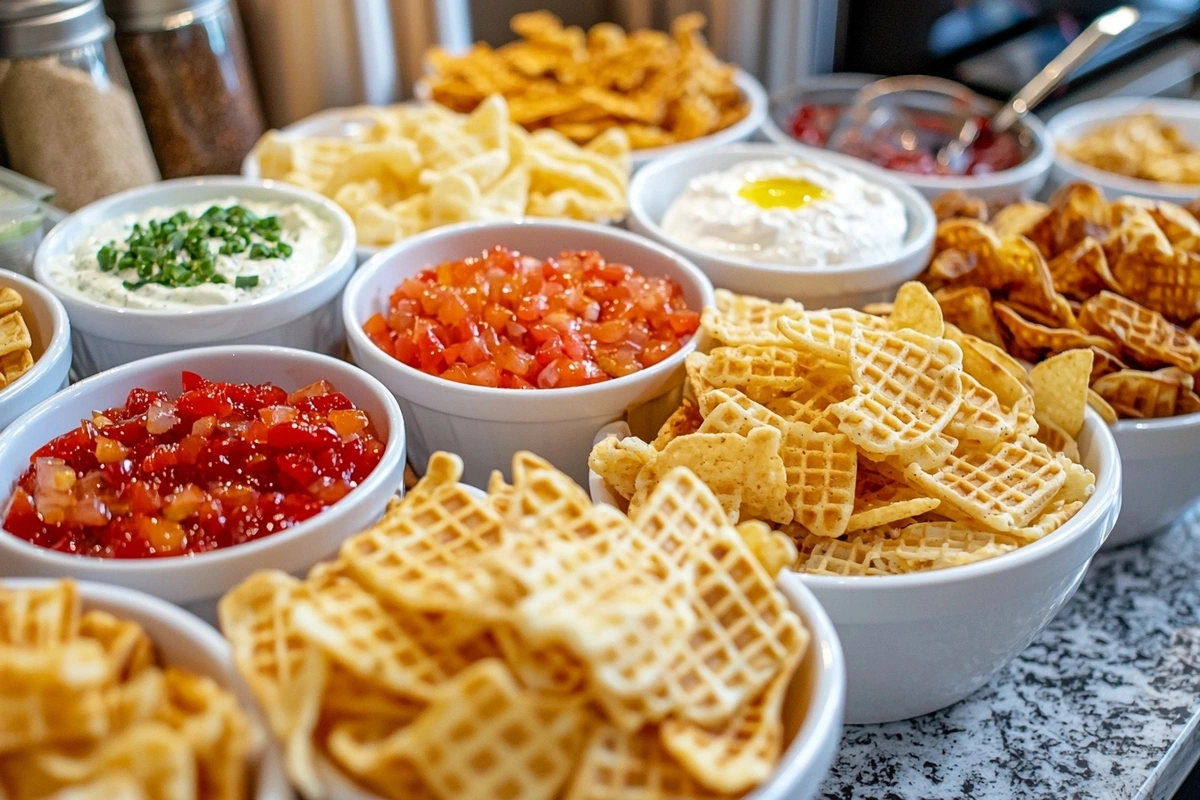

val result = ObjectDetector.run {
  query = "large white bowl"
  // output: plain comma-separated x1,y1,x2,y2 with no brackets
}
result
286,565,845,800
1106,412,1200,547
0,269,71,430
0,346,406,616
591,409,1121,723
344,220,713,488
34,177,357,378
761,73,1054,205
2,577,290,799
627,142,936,307
1047,97,1200,201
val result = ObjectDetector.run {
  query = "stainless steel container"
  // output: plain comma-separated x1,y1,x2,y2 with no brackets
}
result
235,0,398,127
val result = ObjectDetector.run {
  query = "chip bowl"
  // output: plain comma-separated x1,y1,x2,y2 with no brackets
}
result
343,218,714,489
277,566,845,800
591,409,1121,723
34,177,357,378
0,269,72,431
1046,97,1200,201
1105,411,1200,547
626,142,936,307
2,577,290,799
0,346,406,618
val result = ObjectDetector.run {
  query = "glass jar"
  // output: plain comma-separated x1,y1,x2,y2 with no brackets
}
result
0,0,160,211
105,0,266,178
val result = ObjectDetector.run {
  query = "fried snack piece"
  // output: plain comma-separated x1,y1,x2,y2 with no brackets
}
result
1092,367,1200,418
426,13,747,150
1061,114,1200,184
1079,290,1200,372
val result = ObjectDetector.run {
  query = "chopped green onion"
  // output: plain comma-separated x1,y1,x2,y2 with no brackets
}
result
235,275,259,289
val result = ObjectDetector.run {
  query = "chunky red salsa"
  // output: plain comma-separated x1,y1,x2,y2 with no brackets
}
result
3,373,384,558
363,246,700,389
788,103,1025,176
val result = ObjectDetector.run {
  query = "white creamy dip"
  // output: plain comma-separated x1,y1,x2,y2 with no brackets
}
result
660,158,909,267
49,197,338,310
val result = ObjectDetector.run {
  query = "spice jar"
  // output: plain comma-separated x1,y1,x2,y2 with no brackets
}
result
105,0,266,178
0,0,160,211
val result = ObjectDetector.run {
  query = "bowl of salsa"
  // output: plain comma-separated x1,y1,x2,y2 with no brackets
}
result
0,345,406,610
343,219,713,488
761,73,1054,204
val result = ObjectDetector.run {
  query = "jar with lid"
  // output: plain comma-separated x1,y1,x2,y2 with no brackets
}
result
0,0,160,211
104,0,266,178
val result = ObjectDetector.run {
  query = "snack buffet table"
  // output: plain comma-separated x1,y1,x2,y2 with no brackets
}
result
819,509,1200,800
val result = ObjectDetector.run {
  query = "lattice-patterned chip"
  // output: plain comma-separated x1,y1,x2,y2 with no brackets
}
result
565,722,727,800
1079,290,1200,372
776,308,887,363
1092,367,1200,418
703,289,804,347
699,346,813,401
830,328,964,455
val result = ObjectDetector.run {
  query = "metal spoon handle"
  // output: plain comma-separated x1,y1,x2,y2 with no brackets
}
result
993,5,1140,132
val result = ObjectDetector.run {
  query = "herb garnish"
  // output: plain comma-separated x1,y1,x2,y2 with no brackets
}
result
96,205,293,292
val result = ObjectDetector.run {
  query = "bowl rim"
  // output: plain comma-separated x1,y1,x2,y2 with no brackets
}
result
33,176,357,324
0,269,72,411
1047,96,1200,196
627,141,937,275
798,407,1121,589
1111,408,1200,433
342,217,716,401
759,73,1055,191
0,344,406,573
750,576,845,798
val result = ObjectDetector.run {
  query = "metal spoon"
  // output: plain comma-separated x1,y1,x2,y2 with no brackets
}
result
938,5,1140,173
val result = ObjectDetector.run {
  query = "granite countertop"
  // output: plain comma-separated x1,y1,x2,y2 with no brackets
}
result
819,507,1200,800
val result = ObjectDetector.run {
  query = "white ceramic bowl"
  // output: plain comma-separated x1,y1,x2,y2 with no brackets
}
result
592,409,1121,723
627,142,936,307
34,177,357,378
761,73,1054,204
1047,97,1200,201
2,577,290,799
343,219,714,488
0,346,406,616
1105,412,1200,547
0,269,71,430
302,570,845,800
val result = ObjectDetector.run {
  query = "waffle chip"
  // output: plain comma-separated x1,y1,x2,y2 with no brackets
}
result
0,581,255,800
596,285,1097,579
224,451,810,798
703,289,803,348
588,435,654,500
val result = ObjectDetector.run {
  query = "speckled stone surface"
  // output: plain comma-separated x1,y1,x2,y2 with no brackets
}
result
818,508,1200,800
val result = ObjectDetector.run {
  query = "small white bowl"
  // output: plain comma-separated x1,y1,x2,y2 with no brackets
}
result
761,73,1054,205
295,568,845,800
0,346,406,615
1105,412,1200,547
0,269,71,430
34,177,357,378
627,142,935,307
343,219,714,488
1047,97,1200,201
591,409,1121,723
2,577,290,799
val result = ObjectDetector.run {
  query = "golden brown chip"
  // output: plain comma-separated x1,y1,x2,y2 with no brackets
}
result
931,190,989,223
0,287,22,316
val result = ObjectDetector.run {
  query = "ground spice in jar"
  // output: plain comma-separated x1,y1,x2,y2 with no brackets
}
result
114,5,266,179
0,57,160,211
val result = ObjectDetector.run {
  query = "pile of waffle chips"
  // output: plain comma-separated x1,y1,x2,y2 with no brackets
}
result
591,284,1099,577
220,451,809,800
0,580,258,800
1060,114,1200,185
252,94,630,246
926,182,1200,419
0,287,34,391
424,13,748,150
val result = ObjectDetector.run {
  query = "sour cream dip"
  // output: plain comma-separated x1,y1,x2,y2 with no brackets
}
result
48,197,339,310
661,157,909,267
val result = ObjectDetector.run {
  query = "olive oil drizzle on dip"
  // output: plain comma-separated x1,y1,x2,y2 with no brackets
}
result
49,197,338,311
